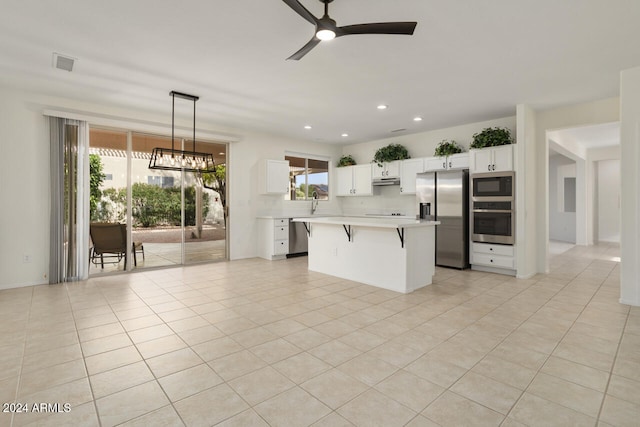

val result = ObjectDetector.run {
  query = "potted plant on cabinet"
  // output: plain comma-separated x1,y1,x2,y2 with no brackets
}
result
337,155,357,167
470,127,514,149
434,139,464,157
372,143,410,167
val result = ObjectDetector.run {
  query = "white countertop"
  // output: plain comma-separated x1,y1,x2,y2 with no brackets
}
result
292,216,439,229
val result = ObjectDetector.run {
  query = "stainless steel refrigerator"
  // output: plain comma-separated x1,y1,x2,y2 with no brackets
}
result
416,169,470,269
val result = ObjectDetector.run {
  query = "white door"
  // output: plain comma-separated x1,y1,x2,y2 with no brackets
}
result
424,157,447,172
470,149,493,173
492,145,514,172
336,166,354,196
400,158,424,195
352,164,373,195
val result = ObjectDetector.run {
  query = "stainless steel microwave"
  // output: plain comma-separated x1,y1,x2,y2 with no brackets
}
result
472,171,515,200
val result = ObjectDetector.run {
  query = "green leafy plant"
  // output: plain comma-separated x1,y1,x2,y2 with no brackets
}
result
434,140,463,157
470,127,514,149
372,144,410,166
89,154,106,221
337,155,357,167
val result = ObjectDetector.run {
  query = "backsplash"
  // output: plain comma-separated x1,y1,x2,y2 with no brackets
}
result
341,185,418,217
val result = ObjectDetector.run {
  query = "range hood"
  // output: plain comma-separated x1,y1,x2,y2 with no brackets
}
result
372,177,400,186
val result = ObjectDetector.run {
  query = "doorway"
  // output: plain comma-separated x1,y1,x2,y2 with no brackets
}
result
89,127,227,275
546,122,620,267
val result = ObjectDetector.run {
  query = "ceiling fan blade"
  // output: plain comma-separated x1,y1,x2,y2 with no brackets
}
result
287,36,321,60
281,0,318,25
336,22,417,37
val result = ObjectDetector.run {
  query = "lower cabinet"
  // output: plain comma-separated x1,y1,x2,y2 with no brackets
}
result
258,218,289,260
471,242,516,271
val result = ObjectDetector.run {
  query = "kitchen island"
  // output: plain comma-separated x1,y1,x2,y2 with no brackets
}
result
292,217,439,293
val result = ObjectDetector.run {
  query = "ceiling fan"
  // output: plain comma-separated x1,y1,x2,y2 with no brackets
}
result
282,0,417,60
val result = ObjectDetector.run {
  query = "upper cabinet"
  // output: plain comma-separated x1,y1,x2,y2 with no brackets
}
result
372,160,401,179
336,164,373,196
399,158,425,195
424,153,470,172
470,145,514,173
259,159,290,195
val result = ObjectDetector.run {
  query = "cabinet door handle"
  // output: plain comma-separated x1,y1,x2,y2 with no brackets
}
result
449,162,452,168
492,164,496,171
489,247,493,251
490,259,494,263
443,162,446,169
400,187,403,192
487,164,491,171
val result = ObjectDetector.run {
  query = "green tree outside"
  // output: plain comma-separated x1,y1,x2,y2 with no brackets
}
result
202,164,226,218
89,154,106,220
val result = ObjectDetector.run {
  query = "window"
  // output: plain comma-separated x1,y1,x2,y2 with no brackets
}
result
147,175,174,188
285,155,329,200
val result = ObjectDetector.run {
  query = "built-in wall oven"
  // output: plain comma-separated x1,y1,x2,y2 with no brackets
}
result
472,172,515,245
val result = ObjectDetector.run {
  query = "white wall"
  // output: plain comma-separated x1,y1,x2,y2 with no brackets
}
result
620,66,640,306
548,154,577,243
589,146,621,243
515,104,538,279
596,159,620,242
0,89,50,288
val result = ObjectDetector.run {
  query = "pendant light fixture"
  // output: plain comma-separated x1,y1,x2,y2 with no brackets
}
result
148,91,216,173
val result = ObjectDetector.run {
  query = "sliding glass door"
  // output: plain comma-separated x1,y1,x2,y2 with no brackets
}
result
88,127,227,276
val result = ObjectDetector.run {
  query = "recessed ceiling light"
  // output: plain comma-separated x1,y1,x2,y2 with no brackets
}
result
218,152,225,155
413,117,423,122
304,125,312,130
341,133,349,137
377,104,388,110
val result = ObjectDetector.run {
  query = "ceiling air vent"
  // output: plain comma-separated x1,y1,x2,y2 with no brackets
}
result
391,128,406,133
52,53,75,72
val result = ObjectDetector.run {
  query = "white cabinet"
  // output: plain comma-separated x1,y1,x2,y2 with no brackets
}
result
470,145,513,173
258,218,289,260
471,242,515,271
373,161,401,179
336,164,373,196
424,153,470,172
399,158,425,195
259,159,289,195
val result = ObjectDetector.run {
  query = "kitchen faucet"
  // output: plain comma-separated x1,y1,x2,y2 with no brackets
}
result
311,191,319,214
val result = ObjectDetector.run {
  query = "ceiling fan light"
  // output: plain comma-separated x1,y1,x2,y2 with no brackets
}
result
316,29,336,41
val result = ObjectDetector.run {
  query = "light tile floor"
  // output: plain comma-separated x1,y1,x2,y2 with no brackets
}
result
1,243,638,426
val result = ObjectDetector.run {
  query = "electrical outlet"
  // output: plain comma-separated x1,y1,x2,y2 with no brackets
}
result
23,255,32,263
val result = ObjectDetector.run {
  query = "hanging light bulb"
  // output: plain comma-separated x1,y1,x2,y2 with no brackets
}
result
170,156,176,166
158,155,164,166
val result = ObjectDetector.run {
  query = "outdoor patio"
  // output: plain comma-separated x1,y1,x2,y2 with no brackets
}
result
89,225,226,275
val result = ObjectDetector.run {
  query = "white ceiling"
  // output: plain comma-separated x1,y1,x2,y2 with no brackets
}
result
1,0,639,145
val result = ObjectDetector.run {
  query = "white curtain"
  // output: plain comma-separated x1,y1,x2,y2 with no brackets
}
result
49,117,90,283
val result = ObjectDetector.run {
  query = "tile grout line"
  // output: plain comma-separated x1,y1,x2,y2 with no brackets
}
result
594,266,631,424
500,258,619,425
64,281,103,427
9,286,34,427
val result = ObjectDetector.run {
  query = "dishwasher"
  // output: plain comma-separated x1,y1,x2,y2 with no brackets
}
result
287,218,308,257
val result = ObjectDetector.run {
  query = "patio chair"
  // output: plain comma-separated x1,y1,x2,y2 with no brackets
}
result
132,240,145,266
90,223,128,269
